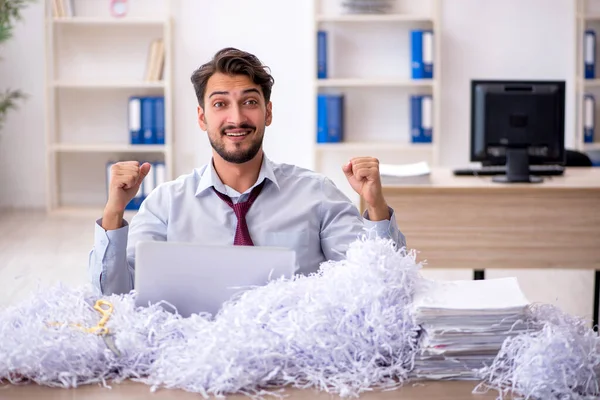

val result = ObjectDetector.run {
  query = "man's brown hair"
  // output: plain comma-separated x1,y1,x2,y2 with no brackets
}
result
190,47,275,109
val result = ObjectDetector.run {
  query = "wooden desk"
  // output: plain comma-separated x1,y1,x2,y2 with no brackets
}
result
363,167,600,271
0,380,500,399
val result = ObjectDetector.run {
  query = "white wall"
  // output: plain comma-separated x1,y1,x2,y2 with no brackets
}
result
0,2,45,208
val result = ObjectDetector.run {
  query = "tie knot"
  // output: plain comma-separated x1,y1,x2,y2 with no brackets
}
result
213,179,266,212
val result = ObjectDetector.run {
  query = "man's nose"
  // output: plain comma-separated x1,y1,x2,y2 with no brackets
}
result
227,104,247,126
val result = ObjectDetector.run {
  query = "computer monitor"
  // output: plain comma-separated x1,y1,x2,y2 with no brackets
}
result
470,80,566,183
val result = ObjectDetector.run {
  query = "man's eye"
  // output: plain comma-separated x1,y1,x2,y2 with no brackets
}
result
245,100,258,105
214,102,225,108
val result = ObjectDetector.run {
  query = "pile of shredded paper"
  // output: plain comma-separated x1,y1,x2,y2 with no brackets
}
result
0,236,598,399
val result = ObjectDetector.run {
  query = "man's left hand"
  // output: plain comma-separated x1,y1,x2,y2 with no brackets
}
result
342,157,390,221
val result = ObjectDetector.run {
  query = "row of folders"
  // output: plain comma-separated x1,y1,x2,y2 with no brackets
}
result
317,94,433,143
317,29,434,80
128,96,165,145
106,161,167,211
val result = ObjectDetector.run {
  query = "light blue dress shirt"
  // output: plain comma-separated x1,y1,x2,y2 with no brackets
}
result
88,155,406,295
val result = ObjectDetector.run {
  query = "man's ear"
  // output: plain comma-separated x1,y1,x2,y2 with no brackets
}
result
265,101,273,126
197,105,207,131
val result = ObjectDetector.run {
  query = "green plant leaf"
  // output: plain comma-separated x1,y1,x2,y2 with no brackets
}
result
0,89,28,131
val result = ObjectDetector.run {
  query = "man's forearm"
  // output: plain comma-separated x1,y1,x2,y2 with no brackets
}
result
102,208,124,231
366,200,390,221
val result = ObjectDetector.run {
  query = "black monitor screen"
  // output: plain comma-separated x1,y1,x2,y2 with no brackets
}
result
470,80,565,165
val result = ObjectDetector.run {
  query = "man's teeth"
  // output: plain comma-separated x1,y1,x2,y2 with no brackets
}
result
226,132,249,137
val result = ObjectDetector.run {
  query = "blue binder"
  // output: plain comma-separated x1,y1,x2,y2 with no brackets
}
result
585,30,596,79
584,94,595,143
411,30,434,79
140,98,154,144
317,93,344,143
128,97,142,144
317,30,328,79
410,94,433,143
153,96,165,145
317,94,328,142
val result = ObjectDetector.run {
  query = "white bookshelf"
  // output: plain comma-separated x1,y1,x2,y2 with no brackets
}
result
52,81,166,89
316,141,433,150
312,0,442,205
52,17,166,26
575,0,600,157
316,13,433,23
315,78,434,88
44,0,173,214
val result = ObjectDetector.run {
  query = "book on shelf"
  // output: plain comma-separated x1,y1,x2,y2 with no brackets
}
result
341,0,394,14
52,0,75,18
411,29,434,79
317,30,327,79
106,160,166,211
410,94,433,143
316,93,344,143
585,30,596,80
128,96,165,145
584,93,595,143
145,39,165,82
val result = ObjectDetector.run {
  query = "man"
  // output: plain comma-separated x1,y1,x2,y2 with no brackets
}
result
89,47,406,296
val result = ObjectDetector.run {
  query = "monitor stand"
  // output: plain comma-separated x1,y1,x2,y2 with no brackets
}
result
492,148,543,183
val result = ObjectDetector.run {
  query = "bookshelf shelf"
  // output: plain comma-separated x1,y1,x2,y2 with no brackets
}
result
44,0,173,214
313,0,442,205
583,142,600,151
581,13,600,21
53,81,166,89
316,14,433,23
316,78,435,88
581,78,600,87
51,143,168,153
315,142,433,152
52,17,166,26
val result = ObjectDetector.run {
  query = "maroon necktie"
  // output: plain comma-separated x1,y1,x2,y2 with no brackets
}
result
213,180,266,246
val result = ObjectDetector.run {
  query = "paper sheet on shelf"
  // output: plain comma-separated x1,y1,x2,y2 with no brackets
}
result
379,161,431,184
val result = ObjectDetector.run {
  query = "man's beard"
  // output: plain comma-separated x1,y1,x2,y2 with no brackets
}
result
209,123,264,164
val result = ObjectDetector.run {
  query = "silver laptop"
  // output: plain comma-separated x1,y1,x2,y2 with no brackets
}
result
134,241,297,318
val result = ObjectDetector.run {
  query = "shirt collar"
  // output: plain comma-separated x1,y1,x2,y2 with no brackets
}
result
195,154,280,197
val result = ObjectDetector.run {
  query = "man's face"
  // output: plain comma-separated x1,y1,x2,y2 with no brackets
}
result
197,72,272,164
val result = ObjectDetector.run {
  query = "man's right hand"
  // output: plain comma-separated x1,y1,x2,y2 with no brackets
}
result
102,161,151,230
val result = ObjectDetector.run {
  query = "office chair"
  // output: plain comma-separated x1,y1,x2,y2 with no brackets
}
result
565,149,593,167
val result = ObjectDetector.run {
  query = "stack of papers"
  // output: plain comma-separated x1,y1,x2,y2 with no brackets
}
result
341,0,393,14
379,161,431,185
410,277,531,380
